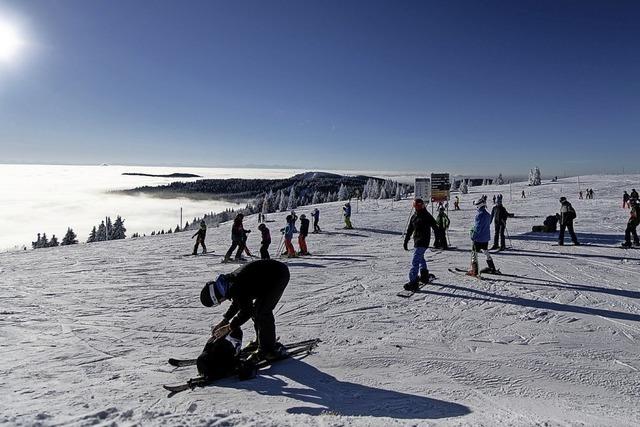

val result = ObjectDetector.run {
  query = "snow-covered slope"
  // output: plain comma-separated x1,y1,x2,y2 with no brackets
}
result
2,175,639,426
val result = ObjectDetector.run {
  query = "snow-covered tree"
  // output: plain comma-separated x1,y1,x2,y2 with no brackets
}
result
87,226,97,243
337,184,349,200
261,195,270,215
40,233,49,248
311,191,321,205
111,216,127,240
528,167,541,186
394,183,402,201
105,217,113,240
174,225,181,233
496,173,504,185
460,180,469,194
61,228,78,245
49,235,59,247
96,221,107,241
287,186,297,210
379,185,388,199
279,190,288,211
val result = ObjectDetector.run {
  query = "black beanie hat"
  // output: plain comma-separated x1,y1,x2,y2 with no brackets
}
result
200,282,213,307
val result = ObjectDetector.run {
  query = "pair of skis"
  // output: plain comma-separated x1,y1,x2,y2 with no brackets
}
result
164,338,320,395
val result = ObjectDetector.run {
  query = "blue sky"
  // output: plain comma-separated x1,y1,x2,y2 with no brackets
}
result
0,0,638,175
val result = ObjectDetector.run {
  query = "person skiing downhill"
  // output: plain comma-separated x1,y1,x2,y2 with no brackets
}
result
490,195,514,251
403,198,438,291
258,223,271,259
192,220,207,255
298,214,310,255
200,259,290,362
433,206,450,250
311,208,321,233
623,191,630,208
468,195,499,276
343,201,353,229
558,197,580,245
622,199,640,248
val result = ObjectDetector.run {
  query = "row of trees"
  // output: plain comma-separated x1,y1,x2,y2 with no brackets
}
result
86,216,127,243
31,228,78,249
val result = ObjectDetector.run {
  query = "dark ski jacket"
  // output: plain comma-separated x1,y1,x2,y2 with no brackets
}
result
231,220,245,243
405,208,438,248
632,190,639,200
560,202,577,226
490,205,514,226
260,227,271,245
222,260,290,330
299,218,310,237
192,227,207,241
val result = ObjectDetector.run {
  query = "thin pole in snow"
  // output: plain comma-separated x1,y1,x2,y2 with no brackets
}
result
180,207,183,230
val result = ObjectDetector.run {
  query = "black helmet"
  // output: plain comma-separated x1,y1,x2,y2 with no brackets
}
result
559,197,567,203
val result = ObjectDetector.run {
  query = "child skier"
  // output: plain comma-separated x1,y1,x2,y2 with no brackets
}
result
258,223,271,259
224,214,250,261
433,206,450,249
298,214,310,255
281,215,296,258
343,201,353,229
468,195,499,276
191,220,207,255
622,199,640,248
311,208,321,233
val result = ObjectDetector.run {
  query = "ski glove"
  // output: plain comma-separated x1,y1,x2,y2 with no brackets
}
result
403,240,409,251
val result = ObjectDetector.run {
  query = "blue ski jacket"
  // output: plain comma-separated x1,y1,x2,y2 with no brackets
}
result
472,207,491,243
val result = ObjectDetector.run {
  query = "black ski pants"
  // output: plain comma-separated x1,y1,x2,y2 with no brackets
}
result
225,241,245,259
193,238,207,255
559,221,579,244
625,222,639,245
313,219,320,232
260,242,271,260
252,270,289,352
492,222,506,249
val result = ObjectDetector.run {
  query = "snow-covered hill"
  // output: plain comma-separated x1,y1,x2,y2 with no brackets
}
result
2,175,639,426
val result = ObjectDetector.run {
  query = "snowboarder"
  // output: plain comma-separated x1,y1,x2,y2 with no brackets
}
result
258,223,271,259
623,191,630,208
402,198,438,291
281,215,296,258
191,221,207,255
490,195,514,251
558,197,580,245
224,214,250,261
343,201,353,229
467,195,499,276
311,208,321,233
622,199,640,248
298,214,310,255
433,206,450,250
201,259,290,362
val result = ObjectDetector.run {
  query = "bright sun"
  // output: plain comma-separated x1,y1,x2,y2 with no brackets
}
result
0,18,24,64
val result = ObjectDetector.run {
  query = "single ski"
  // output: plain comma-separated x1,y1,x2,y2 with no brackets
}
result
167,338,321,367
449,267,491,280
397,274,436,298
163,339,320,395
182,252,216,257
220,258,248,264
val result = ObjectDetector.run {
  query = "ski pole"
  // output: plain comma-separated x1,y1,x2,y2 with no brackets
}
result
276,232,285,259
505,224,513,249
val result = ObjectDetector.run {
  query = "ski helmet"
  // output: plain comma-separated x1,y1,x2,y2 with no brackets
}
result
200,276,227,307
473,195,487,208
559,197,567,203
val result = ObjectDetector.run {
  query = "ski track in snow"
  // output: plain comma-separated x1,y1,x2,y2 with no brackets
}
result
2,174,640,426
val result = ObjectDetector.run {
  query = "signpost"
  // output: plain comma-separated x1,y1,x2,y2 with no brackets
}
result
414,178,431,201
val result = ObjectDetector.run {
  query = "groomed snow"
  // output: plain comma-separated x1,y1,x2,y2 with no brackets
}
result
2,175,639,426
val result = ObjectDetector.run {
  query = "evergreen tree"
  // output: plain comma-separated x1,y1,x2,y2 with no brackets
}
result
96,221,107,241
174,225,181,233
49,235,59,247
460,180,469,194
279,191,288,211
87,226,97,243
496,173,504,185
184,221,190,229
379,185,388,199
312,191,321,205
337,184,349,200
111,216,127,239
167,228,173,234
287,186,297,210
533,167,542,185
61,228,78,245
261,194,270,215
105,217,113,240
32,233,41,249
41,233,49,248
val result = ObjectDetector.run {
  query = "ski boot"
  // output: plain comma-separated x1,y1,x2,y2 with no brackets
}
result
466,261,479,277
403,281,420,292
419,268,432,284
621,241,632,248
480,259,499,275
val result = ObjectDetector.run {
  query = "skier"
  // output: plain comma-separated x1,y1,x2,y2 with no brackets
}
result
191,220,207,255
579,191,583,200
622,199,640,248
343,201,353,229
200,259,290,362
290,210,298,233
224,214,250,261
311,208,321,233
454,195,460,210
467,195,499,276
196,328,245,380
280,215,296,258
258,223,271,259
490,195,514,251
298,214,310,255
558,197,580,245
521,190,526,199
402,198,438,291
433,206,450,250
631,189,639,201
623,191,630,208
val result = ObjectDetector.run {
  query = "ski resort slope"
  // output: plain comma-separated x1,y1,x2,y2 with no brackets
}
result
2,175,639,426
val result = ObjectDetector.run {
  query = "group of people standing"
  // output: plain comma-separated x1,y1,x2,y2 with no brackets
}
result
579,188,595,199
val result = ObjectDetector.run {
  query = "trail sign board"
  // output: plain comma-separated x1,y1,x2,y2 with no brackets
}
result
430,173,451,202
414,178,431,201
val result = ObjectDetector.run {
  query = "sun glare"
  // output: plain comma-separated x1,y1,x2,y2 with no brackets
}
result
0,17,24,64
